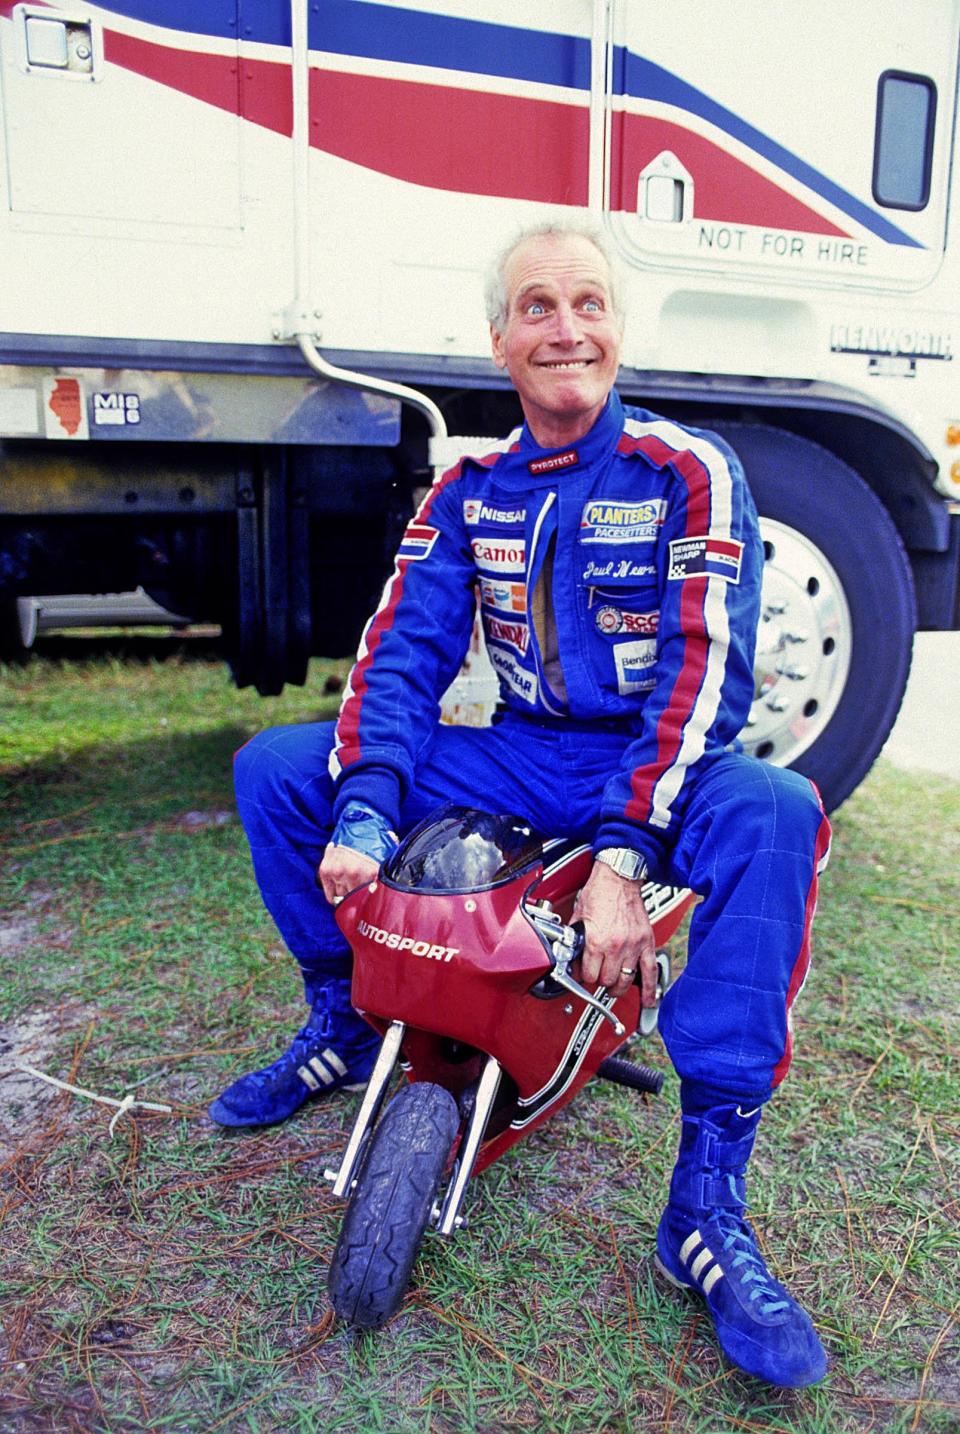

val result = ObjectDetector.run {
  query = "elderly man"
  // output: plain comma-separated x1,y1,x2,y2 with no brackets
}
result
210,222,831,1389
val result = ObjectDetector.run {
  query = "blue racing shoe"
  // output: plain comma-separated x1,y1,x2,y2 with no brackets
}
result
208,977,380,1128
655,1102,828,1388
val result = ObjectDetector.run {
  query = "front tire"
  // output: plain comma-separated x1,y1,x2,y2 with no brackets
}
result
714,424,916,811
327,1081,460,1329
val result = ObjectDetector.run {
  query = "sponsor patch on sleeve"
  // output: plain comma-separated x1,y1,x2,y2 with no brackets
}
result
667,536,743,583
396,523,439,561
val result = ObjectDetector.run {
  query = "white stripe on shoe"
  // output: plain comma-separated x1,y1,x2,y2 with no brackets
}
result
679,1231,702,1263
298,1065,321,1091
702,1264,724,1293
690,1247,714,1280
321,1048,347,1077
308,1056,335,1085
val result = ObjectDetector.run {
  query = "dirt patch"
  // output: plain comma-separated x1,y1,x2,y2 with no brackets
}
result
0,1003,99,1159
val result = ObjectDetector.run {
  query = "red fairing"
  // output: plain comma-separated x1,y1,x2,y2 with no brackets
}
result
336,863,693,1171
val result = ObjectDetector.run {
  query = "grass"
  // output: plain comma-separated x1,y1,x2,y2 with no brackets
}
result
1,634,958,1433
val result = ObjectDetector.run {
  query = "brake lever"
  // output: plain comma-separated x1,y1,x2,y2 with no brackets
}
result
529,910,625,1036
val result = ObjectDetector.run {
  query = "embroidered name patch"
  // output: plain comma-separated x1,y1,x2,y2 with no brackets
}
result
528,449,579,476
667,537,744,583
613,639,658,694
396,524,439,561
580,498,667,543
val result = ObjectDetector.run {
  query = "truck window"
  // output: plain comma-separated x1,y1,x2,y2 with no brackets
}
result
872,71,937,210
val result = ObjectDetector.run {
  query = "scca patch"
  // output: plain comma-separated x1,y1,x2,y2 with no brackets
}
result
480,578,526,614
580,498,667,544
396,524,439,561
667,536,743,583
595,606,659,637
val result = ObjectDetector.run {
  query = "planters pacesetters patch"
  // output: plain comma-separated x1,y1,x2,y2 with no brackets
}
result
580,498,666,543
667,536,743,583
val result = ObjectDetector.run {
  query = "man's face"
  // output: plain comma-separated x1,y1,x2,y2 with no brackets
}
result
490,233,623,447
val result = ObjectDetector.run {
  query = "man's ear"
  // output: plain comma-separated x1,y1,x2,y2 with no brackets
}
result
490,323,507,370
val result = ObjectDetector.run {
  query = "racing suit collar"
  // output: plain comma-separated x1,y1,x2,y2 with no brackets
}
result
502,391,624,488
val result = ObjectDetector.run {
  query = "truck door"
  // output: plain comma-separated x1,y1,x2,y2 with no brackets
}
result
605,0,955,294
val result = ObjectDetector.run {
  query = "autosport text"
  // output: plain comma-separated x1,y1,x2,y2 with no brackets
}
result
356,920,458,962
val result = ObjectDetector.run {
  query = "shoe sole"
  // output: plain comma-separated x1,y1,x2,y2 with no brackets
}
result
654,1252,697,1295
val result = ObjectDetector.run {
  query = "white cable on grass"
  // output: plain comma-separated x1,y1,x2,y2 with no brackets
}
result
11,1063,171,1138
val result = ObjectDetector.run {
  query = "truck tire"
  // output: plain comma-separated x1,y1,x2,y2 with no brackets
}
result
713,424,916,811
327,1081,460,1329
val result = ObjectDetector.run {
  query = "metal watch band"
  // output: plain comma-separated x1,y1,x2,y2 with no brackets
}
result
595,847,649,882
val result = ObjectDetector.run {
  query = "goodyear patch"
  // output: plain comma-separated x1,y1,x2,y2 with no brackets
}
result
580,498,667,544
480,578,526,614
667,536,743,583
613,639,658,694
489,645,536,702
594,605,659,637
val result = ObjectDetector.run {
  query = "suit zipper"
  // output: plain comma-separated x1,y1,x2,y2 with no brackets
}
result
526,491,564,717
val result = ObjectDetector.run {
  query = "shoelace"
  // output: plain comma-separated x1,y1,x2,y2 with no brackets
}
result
710,1177,790,1315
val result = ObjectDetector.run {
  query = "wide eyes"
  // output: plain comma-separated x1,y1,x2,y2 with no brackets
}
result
523,296,605,318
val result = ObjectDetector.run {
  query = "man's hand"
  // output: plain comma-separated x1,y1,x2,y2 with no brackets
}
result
318,843,380,905
317,800,398,906
572,860,657,1004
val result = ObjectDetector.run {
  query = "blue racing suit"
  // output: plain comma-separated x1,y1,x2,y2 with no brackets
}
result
235,392,830,1101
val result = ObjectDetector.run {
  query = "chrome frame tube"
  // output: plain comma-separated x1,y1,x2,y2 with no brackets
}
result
436,1055,502,1236
328,1020,405,1198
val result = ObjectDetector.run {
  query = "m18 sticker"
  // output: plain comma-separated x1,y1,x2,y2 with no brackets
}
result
480,578,526,614
613,639,658,694
486,615,529,655
396,524,439,561
93,392,141,426
464,499,526,526
595,606,659,637
580,498,666,543
668,536,743,583
471,538,526,575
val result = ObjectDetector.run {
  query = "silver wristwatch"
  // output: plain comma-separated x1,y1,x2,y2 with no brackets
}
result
595,847,649,883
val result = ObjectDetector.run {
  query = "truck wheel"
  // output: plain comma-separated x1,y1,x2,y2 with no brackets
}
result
713,424,916,811
327,1081,460,1329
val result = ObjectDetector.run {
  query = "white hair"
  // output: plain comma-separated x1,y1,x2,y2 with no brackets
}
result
483,219,625,332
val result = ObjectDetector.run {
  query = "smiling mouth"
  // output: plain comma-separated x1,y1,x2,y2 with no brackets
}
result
538,359,595,371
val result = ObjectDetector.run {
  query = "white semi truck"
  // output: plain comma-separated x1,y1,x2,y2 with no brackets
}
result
1,0,957,809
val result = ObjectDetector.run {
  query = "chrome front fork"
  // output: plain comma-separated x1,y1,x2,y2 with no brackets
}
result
324,1018,501,1239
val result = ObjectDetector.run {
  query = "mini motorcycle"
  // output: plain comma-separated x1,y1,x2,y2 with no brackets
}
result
324,805,694,1329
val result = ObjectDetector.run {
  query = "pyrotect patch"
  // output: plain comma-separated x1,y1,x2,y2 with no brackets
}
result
528,449,579,476
396,524,439,561
580,498,666,543
667,536,743,583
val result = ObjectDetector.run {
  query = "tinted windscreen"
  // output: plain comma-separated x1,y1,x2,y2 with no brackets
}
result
384,805,545,892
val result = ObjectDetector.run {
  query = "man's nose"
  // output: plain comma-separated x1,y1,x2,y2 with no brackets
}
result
549,301,582,345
